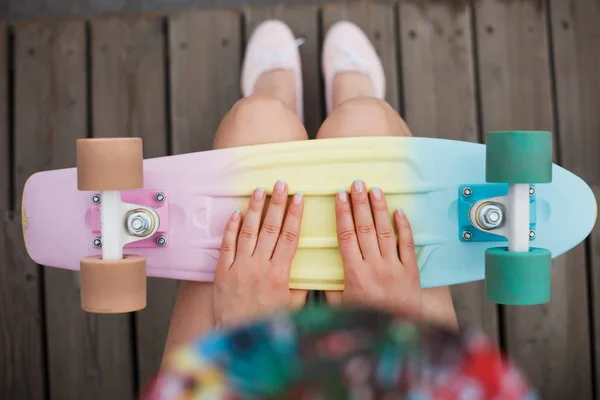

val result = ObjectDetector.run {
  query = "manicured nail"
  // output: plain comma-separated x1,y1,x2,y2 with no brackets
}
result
337,190,348,202
292,192,303,204
353,179,364,193
372,186,382,200
231,208,240,220
275,180,286,193
397,209,405,218
254,187,265,200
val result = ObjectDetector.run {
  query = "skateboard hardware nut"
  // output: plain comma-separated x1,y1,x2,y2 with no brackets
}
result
155,192,166,203
462,230,472,240
126,210,155,237
529,186,536,196
462,187,472,197
529,230,536,240
92,194,101,204
93,237,102,248
156,236,167,247
475,202,505,230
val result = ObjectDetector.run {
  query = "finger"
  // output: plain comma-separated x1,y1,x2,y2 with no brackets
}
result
370,187,397,259
237,187,267,258
350,179,380,259
255,180,288,259
290,290,308,309
271,192,304,269
395,209,419,276
325,291,343,307
335,189,363,263
216,209,242,273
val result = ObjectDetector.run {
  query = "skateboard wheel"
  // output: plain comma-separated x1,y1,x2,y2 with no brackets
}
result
485,247,551,305
485,131,552,184
77,138,143,191
80,254,146,313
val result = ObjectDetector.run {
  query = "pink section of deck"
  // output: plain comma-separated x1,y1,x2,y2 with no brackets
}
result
23,149,239,282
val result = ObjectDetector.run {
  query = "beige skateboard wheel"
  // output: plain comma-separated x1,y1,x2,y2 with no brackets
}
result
80,254,146,313
77,138,143,191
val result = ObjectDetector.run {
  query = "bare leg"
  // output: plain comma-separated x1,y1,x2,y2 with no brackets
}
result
317,72,459,331
162,70,308,365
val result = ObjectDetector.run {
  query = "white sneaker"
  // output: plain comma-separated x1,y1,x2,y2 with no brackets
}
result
322,21,385,115
241,19,304,122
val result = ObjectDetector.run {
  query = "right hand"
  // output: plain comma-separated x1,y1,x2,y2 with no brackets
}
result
325,179,422,318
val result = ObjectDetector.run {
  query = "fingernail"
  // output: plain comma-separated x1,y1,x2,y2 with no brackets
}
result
275,180,286,193
337,190,348,202
231,208,240,220
254,187,265,200
293,192,303,204
353,179,364,193
397,209,405,218
372,186,382,200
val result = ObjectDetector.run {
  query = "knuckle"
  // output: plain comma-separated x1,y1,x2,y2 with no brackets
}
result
402,236,416,251
377,228,395,239
262,222,281,235
269,194,287,206
338,229,356,242
335,204,352,218
356,223,375,234
353,195,370,206
248,201,263,212
287,205,301,217
240,228,256,240
281,230,298,245
221,243,235,252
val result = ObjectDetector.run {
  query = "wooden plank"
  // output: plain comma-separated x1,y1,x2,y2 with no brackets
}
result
90,15,173,387
244,4,322,138
475,0,593,398
549,0,600,395
398,0,499,342
0,21,7,210
0,21,47,400
322,0,400,112
6,0,367,22
169,10,241,153
13,20,136,400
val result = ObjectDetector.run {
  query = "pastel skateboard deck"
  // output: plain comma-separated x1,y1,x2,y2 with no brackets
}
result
22,136,597,292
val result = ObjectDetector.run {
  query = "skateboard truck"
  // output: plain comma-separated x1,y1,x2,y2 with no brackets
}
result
76,137,151,313
89,190,169,250
458,183,537,245
459,130,553,306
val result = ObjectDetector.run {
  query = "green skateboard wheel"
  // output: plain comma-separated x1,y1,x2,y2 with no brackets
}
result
486,131,552,183
485,247,552,305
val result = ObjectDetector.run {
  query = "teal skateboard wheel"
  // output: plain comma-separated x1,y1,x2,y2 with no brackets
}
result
485,247,552,305
486,130,552,183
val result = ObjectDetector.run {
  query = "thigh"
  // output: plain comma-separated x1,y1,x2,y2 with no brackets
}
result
213,94,308,149
316,97,412,139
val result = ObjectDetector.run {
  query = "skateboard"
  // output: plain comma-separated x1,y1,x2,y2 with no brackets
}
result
21,132,597,313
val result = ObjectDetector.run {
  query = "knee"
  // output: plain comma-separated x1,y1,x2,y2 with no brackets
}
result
316,97,412,139
213,95,307,149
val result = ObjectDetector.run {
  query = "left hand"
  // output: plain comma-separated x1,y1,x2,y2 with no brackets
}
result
213,181,307,329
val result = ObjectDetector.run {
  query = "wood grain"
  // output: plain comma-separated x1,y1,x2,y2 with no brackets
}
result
244,5,322,138
13,20,137,400
169,9,241,154
0,18,47,400
550,0,600,395
475,0,593,397
322,0,400,112
399,0,499,343
0,21,7,210
90,15,174,387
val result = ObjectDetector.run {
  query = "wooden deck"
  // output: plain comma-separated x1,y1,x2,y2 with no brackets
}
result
1,0,599,398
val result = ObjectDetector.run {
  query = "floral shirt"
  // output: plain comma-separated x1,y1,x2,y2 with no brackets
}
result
142,306,539,399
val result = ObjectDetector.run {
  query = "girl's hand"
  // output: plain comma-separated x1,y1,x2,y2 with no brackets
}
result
214,181,307,329
326,179,422,318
